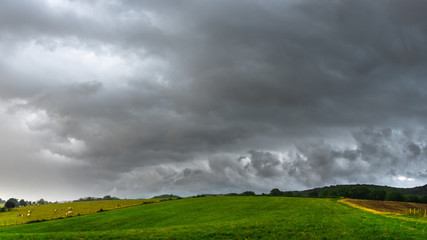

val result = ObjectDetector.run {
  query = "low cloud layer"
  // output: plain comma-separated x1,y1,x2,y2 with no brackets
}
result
109,127,427,198
0,0,427,200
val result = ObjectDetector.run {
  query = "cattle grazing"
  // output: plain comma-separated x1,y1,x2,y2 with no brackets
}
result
27,213,31,217
67,207,72,211
28,210,32,213
66,211,73,216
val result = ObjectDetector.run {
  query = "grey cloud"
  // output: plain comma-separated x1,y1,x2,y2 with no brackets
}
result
66,81,102,96
0,0,427,200
119,127,427,195
247,150,282,178
283,127,427,187
418,169,427,178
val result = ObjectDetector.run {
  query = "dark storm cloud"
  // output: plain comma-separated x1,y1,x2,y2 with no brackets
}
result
125,127,426,196
0,0,427,199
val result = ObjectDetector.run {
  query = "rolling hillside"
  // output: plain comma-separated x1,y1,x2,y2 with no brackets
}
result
0,199,158,226
0,196,427,239
299,184,427,196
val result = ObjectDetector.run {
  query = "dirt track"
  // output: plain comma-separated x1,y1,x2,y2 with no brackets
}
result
342,199,427,214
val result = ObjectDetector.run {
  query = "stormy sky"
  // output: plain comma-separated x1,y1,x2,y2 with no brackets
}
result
1,0,427,201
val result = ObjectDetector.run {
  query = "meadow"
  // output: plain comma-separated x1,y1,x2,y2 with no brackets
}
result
0,196,426,239
0,199,158,226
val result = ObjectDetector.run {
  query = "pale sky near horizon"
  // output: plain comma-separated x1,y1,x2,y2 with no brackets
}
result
1,0,427,201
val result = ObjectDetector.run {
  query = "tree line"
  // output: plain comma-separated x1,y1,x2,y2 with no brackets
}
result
73,195,120,202
0,195,120,212
1,198,51,212
193,185,427,204
266,186,427,203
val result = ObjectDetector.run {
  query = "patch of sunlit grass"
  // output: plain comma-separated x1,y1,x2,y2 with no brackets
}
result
0,199,158,226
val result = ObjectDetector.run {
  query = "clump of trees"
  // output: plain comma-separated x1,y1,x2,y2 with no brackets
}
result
0,198,49,212
268,188,300,197
240,191,256,196
152,194,181,199
4,198,19,209
74,195,120,202
225,191,256,196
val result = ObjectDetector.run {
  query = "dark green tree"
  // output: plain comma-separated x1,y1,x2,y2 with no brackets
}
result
385,191,404,202
327,190,339,198
350,186,371,199
19,199,27,207
270,188,283,196
406,195,419,203
369,189,386,200
5,198,19,209
37,198,46,205
283,191,293,197
240,191,256,196
308,191,318,198
319,190,329,198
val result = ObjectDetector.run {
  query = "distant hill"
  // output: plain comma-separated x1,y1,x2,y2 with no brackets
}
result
299,184,427,196
152,194,181,199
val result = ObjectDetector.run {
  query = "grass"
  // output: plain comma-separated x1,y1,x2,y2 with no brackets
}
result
0,199,159,226
0,197,426,239
405,208,427,217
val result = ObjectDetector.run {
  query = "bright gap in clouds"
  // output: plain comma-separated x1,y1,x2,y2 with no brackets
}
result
6,39,132,87
43,0,93,17
396,176,415,182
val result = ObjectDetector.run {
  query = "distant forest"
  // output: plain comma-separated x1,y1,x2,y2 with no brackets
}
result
190,184,427,204
252,184,427,203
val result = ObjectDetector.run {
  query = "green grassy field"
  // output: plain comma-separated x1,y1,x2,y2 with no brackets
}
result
0,199,159,226
0,196,426,239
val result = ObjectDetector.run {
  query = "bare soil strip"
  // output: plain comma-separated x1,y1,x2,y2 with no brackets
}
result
340,199,427,214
